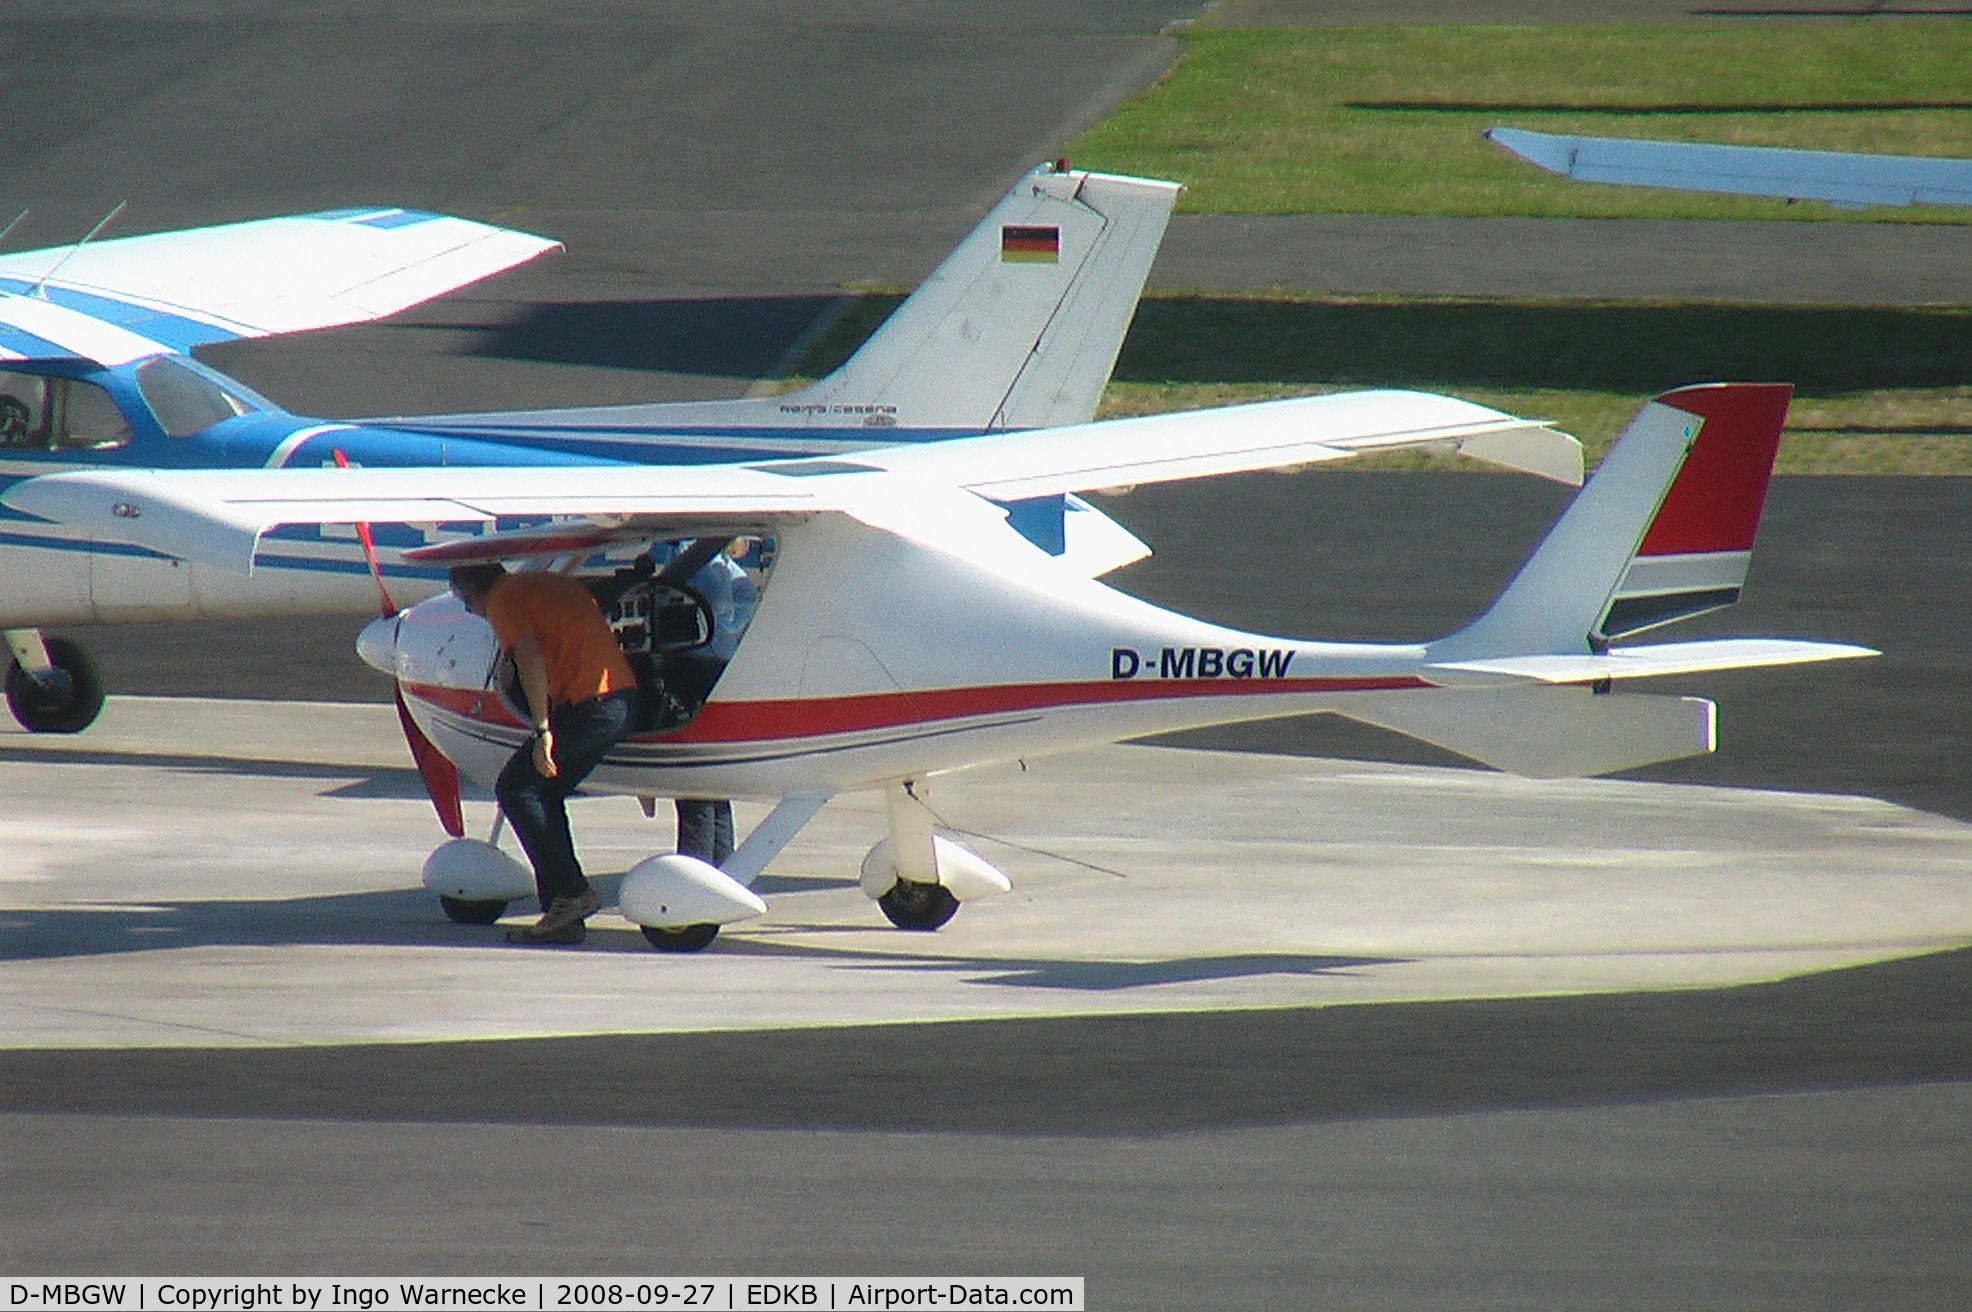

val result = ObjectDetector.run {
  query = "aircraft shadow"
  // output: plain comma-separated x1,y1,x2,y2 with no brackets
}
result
1348,98,1972,115
433,294,844,379
0,875,1393,999
708,931,1398,992
0,741,421,789
401,291,1972,399
1114,296,1972,395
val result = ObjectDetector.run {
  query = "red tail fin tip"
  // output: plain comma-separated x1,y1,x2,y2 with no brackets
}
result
1636,382,1792,558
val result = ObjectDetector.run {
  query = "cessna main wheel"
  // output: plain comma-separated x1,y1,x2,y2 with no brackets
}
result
641,923,720,952
4,636,105,734
878,880,959,931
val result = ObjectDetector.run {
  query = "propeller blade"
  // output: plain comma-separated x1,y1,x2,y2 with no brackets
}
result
396,686,465,838
330,453,462,837
332,448,398,616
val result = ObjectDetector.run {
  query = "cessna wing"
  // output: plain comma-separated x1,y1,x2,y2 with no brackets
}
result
2,389,1579,571
1486,127,1972,210
0,209,560,365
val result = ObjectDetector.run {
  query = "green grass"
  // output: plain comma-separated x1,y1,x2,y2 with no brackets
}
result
1067,24,1972,221
795,289,1972,473
790,24,1972,474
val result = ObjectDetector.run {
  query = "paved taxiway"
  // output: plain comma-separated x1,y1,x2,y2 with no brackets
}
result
6,698,1970,1048
6,1,1972,1305
6,700,1972,1306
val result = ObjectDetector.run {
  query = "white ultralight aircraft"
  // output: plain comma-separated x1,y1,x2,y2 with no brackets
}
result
5,380,1875,950
0,163,1205,732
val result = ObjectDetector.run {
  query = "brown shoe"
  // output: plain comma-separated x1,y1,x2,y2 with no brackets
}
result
505,888,601,944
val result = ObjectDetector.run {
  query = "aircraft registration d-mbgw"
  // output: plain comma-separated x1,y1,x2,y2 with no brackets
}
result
1487,127,1972,210
1,162,1247,733
5,380,1875,950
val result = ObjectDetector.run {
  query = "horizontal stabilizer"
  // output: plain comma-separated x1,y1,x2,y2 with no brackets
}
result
1340,687,1717,779
1426,637,1878,687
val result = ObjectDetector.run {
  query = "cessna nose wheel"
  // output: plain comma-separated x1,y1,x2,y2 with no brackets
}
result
4,636,105,734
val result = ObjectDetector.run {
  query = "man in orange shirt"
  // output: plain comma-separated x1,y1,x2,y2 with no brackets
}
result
451,563,641,945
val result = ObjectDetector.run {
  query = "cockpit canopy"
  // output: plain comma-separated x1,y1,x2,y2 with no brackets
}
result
134,355,258,437
0,355,260,452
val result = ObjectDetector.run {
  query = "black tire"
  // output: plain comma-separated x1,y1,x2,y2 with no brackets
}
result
878,880,959,931
4,636,105,734
439,896,508,925
641,923,720,952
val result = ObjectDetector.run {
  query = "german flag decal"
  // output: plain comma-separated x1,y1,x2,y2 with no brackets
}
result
1001,224,1060,263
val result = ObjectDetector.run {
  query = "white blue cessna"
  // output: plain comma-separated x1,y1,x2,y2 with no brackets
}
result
0,165,1197,732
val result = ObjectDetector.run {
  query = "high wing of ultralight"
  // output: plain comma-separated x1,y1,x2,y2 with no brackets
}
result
3,388,1579,574
1486,127,1972,210
0,209,561,363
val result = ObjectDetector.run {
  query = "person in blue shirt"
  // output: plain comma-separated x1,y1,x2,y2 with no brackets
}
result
673,542,759,867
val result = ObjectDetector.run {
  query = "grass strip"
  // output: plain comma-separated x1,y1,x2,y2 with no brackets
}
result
1067,24,1972,221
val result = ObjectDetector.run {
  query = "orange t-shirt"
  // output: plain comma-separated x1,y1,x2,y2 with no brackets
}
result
485,573,638,708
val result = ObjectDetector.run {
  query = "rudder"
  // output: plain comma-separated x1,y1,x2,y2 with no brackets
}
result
1430,382,1792,662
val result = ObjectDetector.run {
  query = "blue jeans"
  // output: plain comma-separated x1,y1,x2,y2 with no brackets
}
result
675,799,734,867
496,690,637,910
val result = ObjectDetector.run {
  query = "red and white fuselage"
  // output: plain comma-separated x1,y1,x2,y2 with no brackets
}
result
378,509,1431,800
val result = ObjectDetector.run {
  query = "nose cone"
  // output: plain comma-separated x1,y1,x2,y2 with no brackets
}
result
357,613,401,677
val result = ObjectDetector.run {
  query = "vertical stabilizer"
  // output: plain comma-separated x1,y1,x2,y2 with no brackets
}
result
389,165,1181,443
1430,383,1792,661
786,164,1182,431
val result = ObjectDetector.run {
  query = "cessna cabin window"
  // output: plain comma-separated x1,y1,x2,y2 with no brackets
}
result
0,370,133,451
135,355,254,437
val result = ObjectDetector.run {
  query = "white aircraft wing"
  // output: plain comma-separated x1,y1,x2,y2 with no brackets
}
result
0,390,1579,572
1487,127,1972,210
0,461,833,574
858,388,1581,494
0,209,560,365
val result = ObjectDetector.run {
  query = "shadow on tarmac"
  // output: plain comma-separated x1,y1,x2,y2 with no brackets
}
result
1116,295,1972,393
427,294,843,379
0,874,1397,996
2,946,1967,1135
500,290,1972,396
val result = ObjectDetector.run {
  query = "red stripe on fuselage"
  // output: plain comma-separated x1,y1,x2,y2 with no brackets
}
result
404,675,1428,745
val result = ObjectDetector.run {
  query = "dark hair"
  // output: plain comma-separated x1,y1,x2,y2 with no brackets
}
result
448,562,507,598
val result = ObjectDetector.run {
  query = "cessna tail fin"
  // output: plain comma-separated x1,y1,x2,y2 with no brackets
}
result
790,164,1182,431
396,164,1181,439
